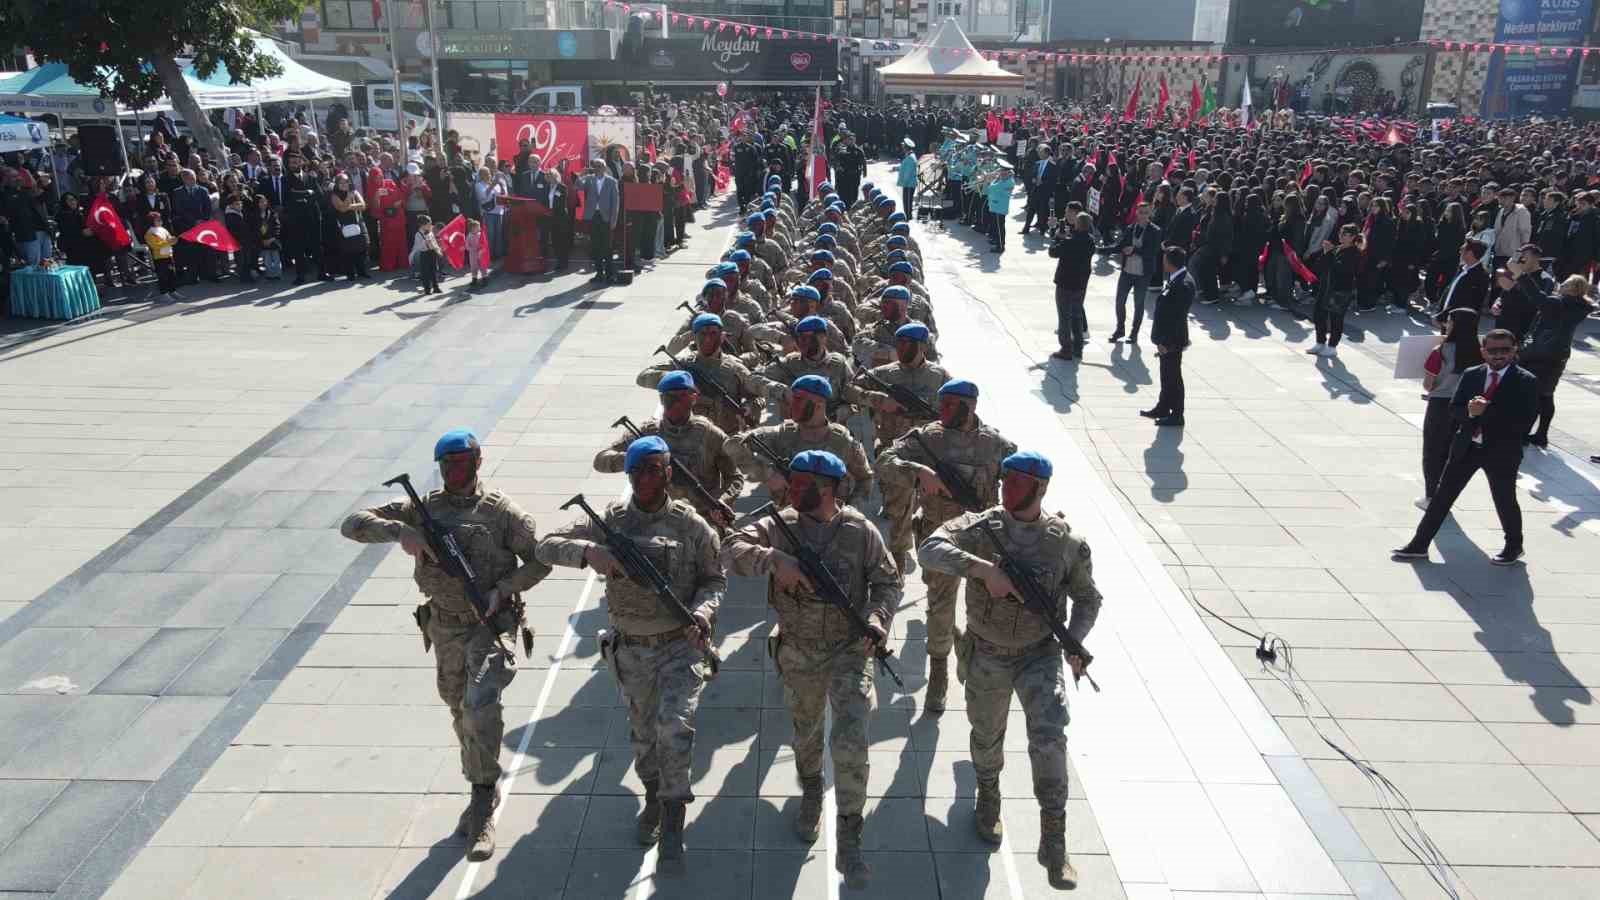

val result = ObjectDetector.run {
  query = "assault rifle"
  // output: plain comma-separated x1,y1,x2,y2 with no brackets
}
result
907,431,984,513
976,525,1100,691
855,367,938,419
560,493,721,677
610,415,734,525
752,502,903,688
382,473,534,657
742,432,792,476
655,345,759,428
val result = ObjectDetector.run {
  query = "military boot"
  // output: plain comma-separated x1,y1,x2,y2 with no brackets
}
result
974,778,1003,844
467,783,499,862
658,800,686,866
1037,810,1077,889
637,778,662,846
926,655,949,714
795,774,824,842
834,814,871,889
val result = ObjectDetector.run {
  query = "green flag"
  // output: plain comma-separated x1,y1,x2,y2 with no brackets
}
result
1201,84,1217,116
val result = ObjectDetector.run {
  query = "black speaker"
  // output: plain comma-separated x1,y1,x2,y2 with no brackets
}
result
78,124,125,176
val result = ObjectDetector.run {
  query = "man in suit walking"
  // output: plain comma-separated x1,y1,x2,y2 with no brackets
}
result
1112,202,1163,343
1393,329,1539,566
1021,144,1057,235
1437,239,1490,313
576,157,620,284
1144,246,1193,427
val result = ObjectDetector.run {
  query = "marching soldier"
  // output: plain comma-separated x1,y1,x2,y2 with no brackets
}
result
703,262,767,324
593,371,740,529
747,212,789,274
752,315,861,422
722,248,772,311
339,428,550,862
537,436,725,866
876,380,1016,711
749,285,851,358
852,287,940,368
722,450,900,889
667,279,756,356
858,261,934,330
733,231,778,292
804,266,859,322
638,312,778,435
725,375,872,509
916,451,1101,890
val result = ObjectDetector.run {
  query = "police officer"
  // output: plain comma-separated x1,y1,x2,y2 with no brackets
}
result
877,379,1016,711
833,130,868,207
537,436,725,866
726,375,872,509
722,450,900,889
638,313,778,436
916,451,1102,890
593,371,740,529
339,428,550,862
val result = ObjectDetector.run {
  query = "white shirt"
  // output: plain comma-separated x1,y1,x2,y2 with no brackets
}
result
1440,264,1473,309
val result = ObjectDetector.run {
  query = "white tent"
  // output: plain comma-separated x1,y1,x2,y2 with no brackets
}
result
878,18,1025,96
186,38,351,105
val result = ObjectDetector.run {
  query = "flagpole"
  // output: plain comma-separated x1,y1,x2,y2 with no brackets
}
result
422,0,447,153
383,0,406,151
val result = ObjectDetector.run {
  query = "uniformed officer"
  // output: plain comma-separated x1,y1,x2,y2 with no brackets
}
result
339,428,551,862
916,451,1102,890
733,231,778,292
877,379,1016,711
722,450,900,889
751,315,860,417
852,288,939,368
593,371,740,528
749,285,851,358
537,436,725,866
704,261,767,323
666,279,756,356
638,313,778,436
726,375,872,509
855,321,949,453
722,248,772,311
858,262,935,330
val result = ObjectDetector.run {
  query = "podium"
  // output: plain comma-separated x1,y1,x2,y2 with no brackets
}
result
622,183,664,267
503,196,551,275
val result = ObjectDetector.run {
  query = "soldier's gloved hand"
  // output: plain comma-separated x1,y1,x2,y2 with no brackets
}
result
710,501,735,528
1066,654,1086,680
978,561,1020,605
398,526,439,563
690,612,712,652
862,621,888,656
584,545,627,578
915,466,950,498
483,587,502,619
771,551,817,595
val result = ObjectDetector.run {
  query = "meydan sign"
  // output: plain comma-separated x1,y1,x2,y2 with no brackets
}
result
702,34,762,74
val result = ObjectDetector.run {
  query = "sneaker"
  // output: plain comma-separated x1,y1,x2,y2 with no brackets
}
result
1490,548,1525,566
1391,546,1428,560
1306,343,1326,355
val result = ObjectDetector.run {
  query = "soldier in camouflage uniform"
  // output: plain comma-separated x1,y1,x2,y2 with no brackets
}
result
748,285,851,358
703,261,767,324
857,260,934,328
855,320,949,456
593,371,739,529
537,436,725,867
638,312,778,436
732,231,777,293
747,211,790,273
852,288,940,369
803,268,859,331
722,248,772,312
916,451,1102,891
340,428,551,862
726,375,872,510
877,379,1015,712
722,450,900,889
751,315,862,420
666,279,757,357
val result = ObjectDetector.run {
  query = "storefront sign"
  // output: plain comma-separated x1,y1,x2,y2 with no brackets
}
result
1482,0,1593,118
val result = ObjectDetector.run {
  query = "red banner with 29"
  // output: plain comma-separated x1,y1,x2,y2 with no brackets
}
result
492,115,590,181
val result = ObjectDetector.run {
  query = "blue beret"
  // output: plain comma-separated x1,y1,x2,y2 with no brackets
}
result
761,210,776,219
817,181,832,192
890,222,911,235
875,196,893,207
657,370,696,393
895,322,930,342
701,278,727,296
814,234,837,248
808,268,833,283
728,249,752,263
810,249,835,263
887,249,908,261
824,193,841,205
1002,450,1053,480
713,262,739,277
433,428,480,460
745,213,765,226
888,261,915,275
790,285,822,303
886,235,907,248
734,231,755,247
790,449,846,480
761,198,775,209
888,212,907,224
882,286,912,301
791,374,833,399
863,182,875,191
818,222,838,235
795,314,829,333
691,312,724,332
940,379,978,399
829,202,847,213
766,175,781,185
624,435,671,473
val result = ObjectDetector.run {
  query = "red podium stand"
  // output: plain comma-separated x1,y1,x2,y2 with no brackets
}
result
503,197,551,275
622,183,664,266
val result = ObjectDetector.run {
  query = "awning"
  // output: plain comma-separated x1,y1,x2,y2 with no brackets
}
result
878,18,1024,97
0,114,48,152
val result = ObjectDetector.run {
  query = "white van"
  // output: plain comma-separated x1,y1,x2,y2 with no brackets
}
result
516,84,586,114
353,82,437,135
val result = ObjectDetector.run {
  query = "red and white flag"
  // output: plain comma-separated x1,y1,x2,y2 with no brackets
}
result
809,86,828,201
88,196,130,251
179,219,240,253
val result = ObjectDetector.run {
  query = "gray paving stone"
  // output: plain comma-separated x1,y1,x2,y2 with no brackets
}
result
232,573,337,630
0,779,148,892
165,528,270,573
165,628,288,696
567,847,753,898
9,626,155,696
277,490,366,528
0,696,73,765
93,628,221,695
85,696,228,780
104,527,210,573
0,780,66,853
223,490,318,528
0,695,154,779
33,572,211,628
181,846,395,899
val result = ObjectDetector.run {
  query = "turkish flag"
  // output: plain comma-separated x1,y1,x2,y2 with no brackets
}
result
493,114,590,193
437,214,469,269
1122,73,1142,122
1154,75,1169,121
88,196,130,251
1123,190,1143,226
1299,160,1313,186
1185,79,1202,127
179,219,240,253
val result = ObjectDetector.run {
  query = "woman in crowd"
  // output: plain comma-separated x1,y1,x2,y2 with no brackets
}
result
1264,193,1305,307
1309,223,1362,358
58,192,105,274
1391,201,1429,308
475,165,507,259
1232,191,1269,303
1427,202,1469,306
329,172,370,281
1518,274,1596,448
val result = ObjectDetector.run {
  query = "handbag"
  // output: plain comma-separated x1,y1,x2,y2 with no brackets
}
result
341,222,363,238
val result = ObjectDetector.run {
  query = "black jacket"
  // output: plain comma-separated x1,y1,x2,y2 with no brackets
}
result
1198,203,1233,255
1561,207,1599,269
1049,229,1095,290
1497,269,1555,340
1116,221,1164,286
1168,204,1199,251
1535,208,1568,262
1449,364,1538,461
1029,158,1057,196
1439,263,1490,313
1151,268,1194,350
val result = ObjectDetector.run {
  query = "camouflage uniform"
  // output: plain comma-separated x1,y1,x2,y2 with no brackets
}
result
666,308,757,356
851,318,941,369
637,351,777,436
340,484,552,787
722,505,900,878
855,359,950,452
878,420,1016,645
747,254,778,292
725,420,873,509
536,498,724,826
593,415,743,521
754,236,789,273
857,292,937,333
917,507,1102,875
748,313,851,357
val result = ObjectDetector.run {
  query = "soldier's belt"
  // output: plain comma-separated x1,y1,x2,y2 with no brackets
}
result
615,625,693,648
429,604,482,626
971,633,1054,658
779,633,868,652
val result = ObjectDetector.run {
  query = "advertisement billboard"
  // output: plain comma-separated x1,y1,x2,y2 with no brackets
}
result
1229,0,1423,48
1481,0,1593,118
554,35,839,85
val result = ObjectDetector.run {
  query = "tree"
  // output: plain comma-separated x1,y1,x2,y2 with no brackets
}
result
0,0,302,164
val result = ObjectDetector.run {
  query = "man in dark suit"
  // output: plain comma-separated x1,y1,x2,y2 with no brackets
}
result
255,157,288,210
1490,243,1554,341
168,168,217,284
1112,201,1163,343
1144,246,1193,427
1394,329,1539,565
1021,144,1057,235
1167,187,1199,253
541,169,571,271
1437,239,1490,313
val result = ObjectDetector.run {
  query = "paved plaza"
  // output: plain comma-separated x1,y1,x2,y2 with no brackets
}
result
0,174,1596,900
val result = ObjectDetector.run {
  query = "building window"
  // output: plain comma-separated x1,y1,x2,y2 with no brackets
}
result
976,0,1005,15
865,18,880,36
894,17,908,36
322,0,378,30
936,1,961,16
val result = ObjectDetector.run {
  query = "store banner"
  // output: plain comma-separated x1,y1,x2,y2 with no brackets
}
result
493,114,591,178
1482,0,1592,118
